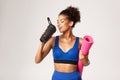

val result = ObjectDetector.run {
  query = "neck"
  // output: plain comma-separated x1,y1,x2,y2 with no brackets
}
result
61,29,74,40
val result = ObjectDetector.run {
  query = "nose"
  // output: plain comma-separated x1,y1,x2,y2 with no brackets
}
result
57,21,60,27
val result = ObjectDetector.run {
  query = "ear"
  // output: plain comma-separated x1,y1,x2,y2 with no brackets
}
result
69,21,74,27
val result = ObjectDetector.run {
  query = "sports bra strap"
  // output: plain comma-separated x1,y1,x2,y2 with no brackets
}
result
54,36,79,48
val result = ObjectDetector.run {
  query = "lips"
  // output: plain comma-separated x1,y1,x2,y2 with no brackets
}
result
58,26,62,30
59,27,62,29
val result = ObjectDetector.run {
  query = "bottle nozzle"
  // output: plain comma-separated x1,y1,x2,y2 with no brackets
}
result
47,17,52,25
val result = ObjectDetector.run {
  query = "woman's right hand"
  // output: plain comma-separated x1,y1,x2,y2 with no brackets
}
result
35,35,55,64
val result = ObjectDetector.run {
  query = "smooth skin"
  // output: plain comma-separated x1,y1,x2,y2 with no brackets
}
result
35,14,90,73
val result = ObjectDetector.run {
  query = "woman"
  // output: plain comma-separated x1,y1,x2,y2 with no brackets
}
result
35,6,90,80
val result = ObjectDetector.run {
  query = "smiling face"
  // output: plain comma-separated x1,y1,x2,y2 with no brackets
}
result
57,14,73,33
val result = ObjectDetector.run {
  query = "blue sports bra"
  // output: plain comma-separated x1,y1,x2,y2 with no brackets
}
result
53,36,80,64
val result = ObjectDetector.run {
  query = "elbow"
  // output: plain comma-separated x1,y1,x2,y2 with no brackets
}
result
35,60,40,64
35,57,42,64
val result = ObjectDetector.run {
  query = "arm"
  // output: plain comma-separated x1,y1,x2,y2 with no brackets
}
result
78,36,93,75
35,37,55,64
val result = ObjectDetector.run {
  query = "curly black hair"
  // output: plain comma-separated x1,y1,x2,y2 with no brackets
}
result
59,6,81,28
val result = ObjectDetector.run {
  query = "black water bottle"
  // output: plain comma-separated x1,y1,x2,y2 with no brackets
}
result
40,17,56,43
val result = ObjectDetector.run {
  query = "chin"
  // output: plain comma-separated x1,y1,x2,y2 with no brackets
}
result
59,31,63,33
59,30,65,33
59,29,66,33
58,30,62,32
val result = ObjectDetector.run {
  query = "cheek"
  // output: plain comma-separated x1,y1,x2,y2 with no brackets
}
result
61,26,69,32
61,22,69,28
63,23,70,29
58,22,70,32
58,25,66,32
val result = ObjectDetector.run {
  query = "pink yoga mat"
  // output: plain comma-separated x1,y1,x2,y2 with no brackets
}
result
78,35,93,76
78,60,84,75
81,35,93,56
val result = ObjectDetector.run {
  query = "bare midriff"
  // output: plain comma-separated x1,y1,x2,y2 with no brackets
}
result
54,63,78,73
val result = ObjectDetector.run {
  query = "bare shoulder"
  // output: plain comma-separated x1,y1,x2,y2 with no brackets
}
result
49,36,56,41
48,36,56,48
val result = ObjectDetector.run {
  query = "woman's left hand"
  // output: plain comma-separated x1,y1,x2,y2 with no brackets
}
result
79,51,90,66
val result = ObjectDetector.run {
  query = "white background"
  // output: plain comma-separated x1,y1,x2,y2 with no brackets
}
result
0,0,120,80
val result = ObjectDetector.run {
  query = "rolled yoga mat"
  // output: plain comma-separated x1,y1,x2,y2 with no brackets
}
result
78,35,94,75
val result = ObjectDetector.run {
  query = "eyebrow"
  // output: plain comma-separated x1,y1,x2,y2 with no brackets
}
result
57,18,65,21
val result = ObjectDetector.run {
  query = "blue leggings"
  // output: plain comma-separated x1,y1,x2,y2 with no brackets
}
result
52,70,82,80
